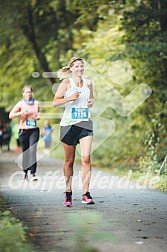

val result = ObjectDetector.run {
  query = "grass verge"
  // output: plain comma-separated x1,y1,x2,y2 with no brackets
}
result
0,193,35,252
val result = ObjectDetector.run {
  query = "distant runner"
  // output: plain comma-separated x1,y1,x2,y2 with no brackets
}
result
9,85,40,181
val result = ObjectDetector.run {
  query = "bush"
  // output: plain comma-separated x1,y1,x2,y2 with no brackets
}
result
0,211,34,252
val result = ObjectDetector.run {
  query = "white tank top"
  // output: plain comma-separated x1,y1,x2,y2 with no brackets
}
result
60,78,91,126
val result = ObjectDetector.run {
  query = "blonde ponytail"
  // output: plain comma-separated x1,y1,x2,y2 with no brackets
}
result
57,57,83,80
57,66,71,80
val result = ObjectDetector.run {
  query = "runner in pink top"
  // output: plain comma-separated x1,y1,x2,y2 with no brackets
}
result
9,85,40,181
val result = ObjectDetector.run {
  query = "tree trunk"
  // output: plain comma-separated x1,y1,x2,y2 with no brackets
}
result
158,0,167,85
21,5,55,86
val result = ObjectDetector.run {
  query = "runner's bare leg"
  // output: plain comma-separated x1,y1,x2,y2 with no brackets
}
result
79,135,93,193
62,143,76,192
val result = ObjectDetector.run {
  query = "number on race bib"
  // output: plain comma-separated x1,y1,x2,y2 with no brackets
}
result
71,108,88,119
26,119,36,127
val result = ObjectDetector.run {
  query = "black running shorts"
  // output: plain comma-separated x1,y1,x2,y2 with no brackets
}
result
60,120,93,146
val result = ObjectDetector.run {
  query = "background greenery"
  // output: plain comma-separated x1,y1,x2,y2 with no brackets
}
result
0,0,166,189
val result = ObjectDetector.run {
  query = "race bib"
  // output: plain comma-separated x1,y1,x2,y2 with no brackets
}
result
26,119,36,128
71,108,88,119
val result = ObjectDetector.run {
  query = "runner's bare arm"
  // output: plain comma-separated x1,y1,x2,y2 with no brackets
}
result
53,79,80,107
87,80,94,108
9,104,27,119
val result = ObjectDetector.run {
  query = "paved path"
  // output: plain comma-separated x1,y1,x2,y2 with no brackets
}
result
0,151,167,252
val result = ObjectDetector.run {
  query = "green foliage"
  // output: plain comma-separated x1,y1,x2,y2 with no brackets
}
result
139,118,160,173
0,211,34,252
140,116,167,174
0,0,166,188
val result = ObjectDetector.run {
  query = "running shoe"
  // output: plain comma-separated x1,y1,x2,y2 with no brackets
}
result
30,174,38,181
64,191,72,207
82,192,95,204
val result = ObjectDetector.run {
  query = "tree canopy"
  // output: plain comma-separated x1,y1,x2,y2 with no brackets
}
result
0,0,166,179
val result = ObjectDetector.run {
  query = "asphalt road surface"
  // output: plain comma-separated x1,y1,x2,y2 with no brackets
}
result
0,151,167,252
